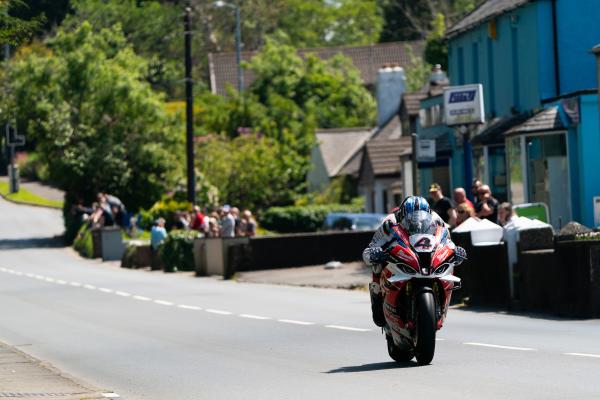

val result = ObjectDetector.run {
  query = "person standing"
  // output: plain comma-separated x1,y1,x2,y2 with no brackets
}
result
190,206,205,232
453,187,474,209
475,184,500,223
220,205,236,238
151,218,168,251
428,183,457,226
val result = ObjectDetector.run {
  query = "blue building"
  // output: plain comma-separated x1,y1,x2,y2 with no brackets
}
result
438,0,600,227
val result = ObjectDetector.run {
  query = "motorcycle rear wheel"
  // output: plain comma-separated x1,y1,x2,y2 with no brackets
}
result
414,291,436,365
386,335,414,362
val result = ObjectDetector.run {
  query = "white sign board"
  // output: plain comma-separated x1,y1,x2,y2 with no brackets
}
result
443,84,485,126
416,139,436,163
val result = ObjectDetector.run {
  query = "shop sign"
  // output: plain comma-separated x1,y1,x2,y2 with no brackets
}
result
416,139,436,163
443,84,485,126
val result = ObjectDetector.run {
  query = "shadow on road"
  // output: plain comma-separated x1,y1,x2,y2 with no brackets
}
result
325,361,418,373
0,236,65,250
455,304,589,322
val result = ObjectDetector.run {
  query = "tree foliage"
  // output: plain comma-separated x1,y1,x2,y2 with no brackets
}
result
1,22,181,212
0,0,44,45
379,0,485,41
193,35,376,210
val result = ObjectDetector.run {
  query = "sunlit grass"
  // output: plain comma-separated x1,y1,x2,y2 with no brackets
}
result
0,181,63,209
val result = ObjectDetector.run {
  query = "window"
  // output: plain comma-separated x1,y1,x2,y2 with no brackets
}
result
507,136,524,204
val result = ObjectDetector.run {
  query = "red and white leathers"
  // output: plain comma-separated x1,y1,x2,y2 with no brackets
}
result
363,211,447,326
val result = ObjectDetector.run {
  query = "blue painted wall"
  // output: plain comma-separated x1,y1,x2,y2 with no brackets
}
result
575,94,600,227
555,1,600,95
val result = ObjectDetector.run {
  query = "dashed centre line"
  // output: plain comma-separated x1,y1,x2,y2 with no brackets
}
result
4,266,600,356
278,319,315,326
464,342,536,351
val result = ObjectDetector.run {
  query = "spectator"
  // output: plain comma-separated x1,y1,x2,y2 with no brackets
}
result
455,203,476,227
220,205,235,238
190,206,205,232
240,210,257,237
231,207,242,236
471,179,483,198
429,183,457,226
99,192,127,227
475,184,499,223
498,202,517,226
173,212,190,230
453,187,474,209
151,218,167,251
208,213,221,238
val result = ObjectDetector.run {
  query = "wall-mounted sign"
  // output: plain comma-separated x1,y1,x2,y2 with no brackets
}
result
443,84,485,126
594,196,600,227
416,139,436,163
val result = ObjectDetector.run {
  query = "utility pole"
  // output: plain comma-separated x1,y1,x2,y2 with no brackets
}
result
184,5,196,205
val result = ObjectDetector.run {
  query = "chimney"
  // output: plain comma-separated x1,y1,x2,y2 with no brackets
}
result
376,64,406,127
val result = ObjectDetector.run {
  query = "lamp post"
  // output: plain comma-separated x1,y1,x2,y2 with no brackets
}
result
184,5,195,205
213,1,243,94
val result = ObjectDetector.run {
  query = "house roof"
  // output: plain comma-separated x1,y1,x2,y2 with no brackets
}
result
373,114,402,140
471,112,532,145
447,0,531,38
402,92,428,116
315,127,373,178
365,137,412,176
208,41,425,96
505,107,565,136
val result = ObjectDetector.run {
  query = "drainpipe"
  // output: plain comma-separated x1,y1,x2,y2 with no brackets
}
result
551,0,561,96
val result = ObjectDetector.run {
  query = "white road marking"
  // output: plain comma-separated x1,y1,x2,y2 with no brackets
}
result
6,269,15,274
0,267,6,272
115,291,131,297
278,319,315,326
35,275,45,280
325,325,371,332
206,309,232,315
99,288,113,293
25,273,35,278
239,314,271,320
44,277,55,282
154,300,174,306
14,271,23,276
70,282,82,287
133,295,152,301
101,393,120,398
56,279,67,285
464,342,536,351
177,305,202,311
564,352,600,358
436,338,447,341
83,284,97,290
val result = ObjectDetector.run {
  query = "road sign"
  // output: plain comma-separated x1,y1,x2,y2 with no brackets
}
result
416,139,436,163
5,123,25,147
443,84,485,126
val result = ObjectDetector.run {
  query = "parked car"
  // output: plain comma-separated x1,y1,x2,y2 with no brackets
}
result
322,213,386,231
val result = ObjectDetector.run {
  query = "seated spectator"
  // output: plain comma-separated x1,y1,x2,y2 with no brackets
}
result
455,203,476,227
240,210,257,237
498,202,517,226
151,218,167,251
475,184,499,223
453,187,474,208
98,192,127,227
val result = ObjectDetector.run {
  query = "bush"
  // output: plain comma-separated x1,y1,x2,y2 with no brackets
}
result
73,223,94,258
18,152,50,182
159,230,201,272
260,203,363,233
139,199,192,231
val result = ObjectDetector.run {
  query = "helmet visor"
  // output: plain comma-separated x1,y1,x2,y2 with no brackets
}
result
403,210,435,235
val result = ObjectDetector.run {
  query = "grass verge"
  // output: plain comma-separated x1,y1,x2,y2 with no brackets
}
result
0,181,63,209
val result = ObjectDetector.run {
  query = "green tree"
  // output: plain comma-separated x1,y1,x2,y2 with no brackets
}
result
0,0,44,45
1,22,181,214
424,13,448,70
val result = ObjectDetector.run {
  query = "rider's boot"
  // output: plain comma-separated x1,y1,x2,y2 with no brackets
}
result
370,270,385,327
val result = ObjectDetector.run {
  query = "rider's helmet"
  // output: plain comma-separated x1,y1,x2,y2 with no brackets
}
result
395,196,433,234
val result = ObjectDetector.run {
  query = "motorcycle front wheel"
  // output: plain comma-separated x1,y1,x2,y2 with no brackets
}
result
386,335,414,362
414,291,436,365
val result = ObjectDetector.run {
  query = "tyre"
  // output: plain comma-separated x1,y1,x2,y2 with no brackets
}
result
414,291,436,365
386,335,414,362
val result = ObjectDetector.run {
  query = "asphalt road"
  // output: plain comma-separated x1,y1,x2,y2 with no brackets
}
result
1,198,599,400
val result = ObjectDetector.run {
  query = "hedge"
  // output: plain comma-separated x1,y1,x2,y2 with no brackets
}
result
159,230,201,272
139,199,192,231
260,204,363,233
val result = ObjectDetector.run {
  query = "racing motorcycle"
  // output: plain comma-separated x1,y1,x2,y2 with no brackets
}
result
379,211,466,365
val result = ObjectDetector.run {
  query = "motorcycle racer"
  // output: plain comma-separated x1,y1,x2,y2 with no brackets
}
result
363,196,463,327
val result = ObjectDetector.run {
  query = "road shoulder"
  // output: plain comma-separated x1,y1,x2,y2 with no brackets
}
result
0,341,116,399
